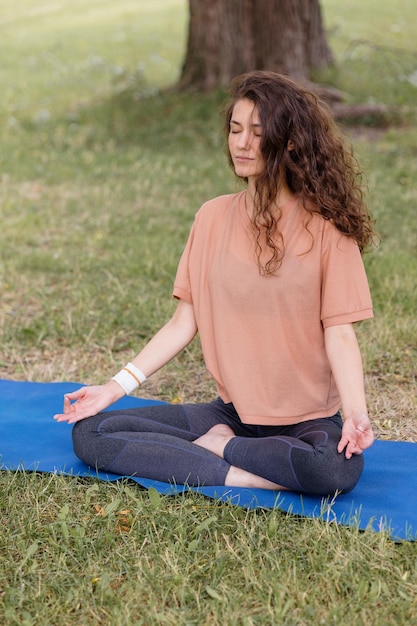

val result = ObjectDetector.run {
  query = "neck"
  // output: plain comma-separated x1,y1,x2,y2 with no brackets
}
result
245,180,296,220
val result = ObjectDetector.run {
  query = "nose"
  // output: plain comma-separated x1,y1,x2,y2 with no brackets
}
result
236,130,252,150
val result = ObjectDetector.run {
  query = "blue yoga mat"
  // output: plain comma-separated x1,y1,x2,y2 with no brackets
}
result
0,379,416,541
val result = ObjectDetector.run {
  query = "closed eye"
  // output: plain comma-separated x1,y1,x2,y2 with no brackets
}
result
229,122,262,137
229,122,241,133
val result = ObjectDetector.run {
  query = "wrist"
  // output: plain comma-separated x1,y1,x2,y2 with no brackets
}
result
107,379,127,401
343,412,371,427
111,362,147,395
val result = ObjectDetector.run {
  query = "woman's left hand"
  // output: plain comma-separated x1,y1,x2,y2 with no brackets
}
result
338,414,375,459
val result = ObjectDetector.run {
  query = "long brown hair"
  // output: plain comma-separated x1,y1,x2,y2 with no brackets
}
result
225,71,376,275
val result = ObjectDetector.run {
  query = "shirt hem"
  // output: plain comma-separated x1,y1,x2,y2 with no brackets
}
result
172,286,192,304
220,399,342,426
322,308,373,329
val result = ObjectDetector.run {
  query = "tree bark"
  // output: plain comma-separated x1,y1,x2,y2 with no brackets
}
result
178,0,333,91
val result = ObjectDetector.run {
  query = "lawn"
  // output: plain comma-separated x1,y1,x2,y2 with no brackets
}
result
0,1,416,624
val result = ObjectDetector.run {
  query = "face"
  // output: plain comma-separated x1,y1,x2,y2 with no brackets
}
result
228,98,264,183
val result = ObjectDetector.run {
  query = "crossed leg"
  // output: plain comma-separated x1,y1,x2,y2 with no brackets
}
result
194,424,286,490
72,399,363,495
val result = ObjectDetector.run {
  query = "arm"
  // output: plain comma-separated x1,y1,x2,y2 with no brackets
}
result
54,299,197,424
324,323,374,459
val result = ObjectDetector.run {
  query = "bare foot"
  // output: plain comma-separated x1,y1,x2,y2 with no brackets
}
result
193,424,236,458
194,424,288,491
225,466,287,490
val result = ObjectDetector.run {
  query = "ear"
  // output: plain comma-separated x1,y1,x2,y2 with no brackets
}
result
287,140,294,151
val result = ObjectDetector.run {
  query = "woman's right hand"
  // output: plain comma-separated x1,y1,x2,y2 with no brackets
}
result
53,380,125,424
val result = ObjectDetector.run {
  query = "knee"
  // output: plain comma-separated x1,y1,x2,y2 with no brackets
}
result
71,413,114,469
71,418,96,466
316,450,364,495
292,446,364,496
336,452,365,494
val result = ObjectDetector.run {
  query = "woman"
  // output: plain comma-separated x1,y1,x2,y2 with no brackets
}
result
55,71,376,496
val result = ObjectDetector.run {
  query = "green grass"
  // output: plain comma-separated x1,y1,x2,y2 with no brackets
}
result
0,0,187,118
2,472,417,626
318,0,417,105
1,1,417,623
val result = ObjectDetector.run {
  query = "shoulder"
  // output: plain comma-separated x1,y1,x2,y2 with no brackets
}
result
183,192,244,250
304,207,360,251
195,192,243,222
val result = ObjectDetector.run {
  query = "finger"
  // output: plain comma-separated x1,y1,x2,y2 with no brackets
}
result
342,438,356,459
63,396,73,413
55,399,84,421
337,435,348,454
53,413,70,422
54,410,88,423
67,412,90,425
366,431,375,448
344,445,353,460
64,388,86,401
345,440,364,459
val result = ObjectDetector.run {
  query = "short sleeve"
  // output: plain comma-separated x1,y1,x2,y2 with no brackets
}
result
320,227,373,328
172,220,195,304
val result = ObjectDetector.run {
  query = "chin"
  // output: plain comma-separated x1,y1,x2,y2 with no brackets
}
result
234,166,254,178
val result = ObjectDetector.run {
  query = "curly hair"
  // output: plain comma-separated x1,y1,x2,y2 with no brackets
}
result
224,71,376,275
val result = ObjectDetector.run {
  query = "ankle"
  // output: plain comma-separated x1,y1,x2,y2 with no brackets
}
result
225,466,286,490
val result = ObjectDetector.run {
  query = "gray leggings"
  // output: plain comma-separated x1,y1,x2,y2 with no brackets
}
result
72,397,364,496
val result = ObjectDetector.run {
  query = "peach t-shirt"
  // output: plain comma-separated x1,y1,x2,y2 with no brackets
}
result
173,192,373,425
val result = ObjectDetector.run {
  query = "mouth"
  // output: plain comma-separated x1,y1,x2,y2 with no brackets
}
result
234,156,253,162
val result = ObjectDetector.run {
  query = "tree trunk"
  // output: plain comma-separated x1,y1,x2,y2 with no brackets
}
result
178,0,333,91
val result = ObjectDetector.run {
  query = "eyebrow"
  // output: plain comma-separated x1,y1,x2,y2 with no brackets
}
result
230,119,262,128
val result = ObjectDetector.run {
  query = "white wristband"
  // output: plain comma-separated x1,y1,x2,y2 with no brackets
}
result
112,362,147,395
